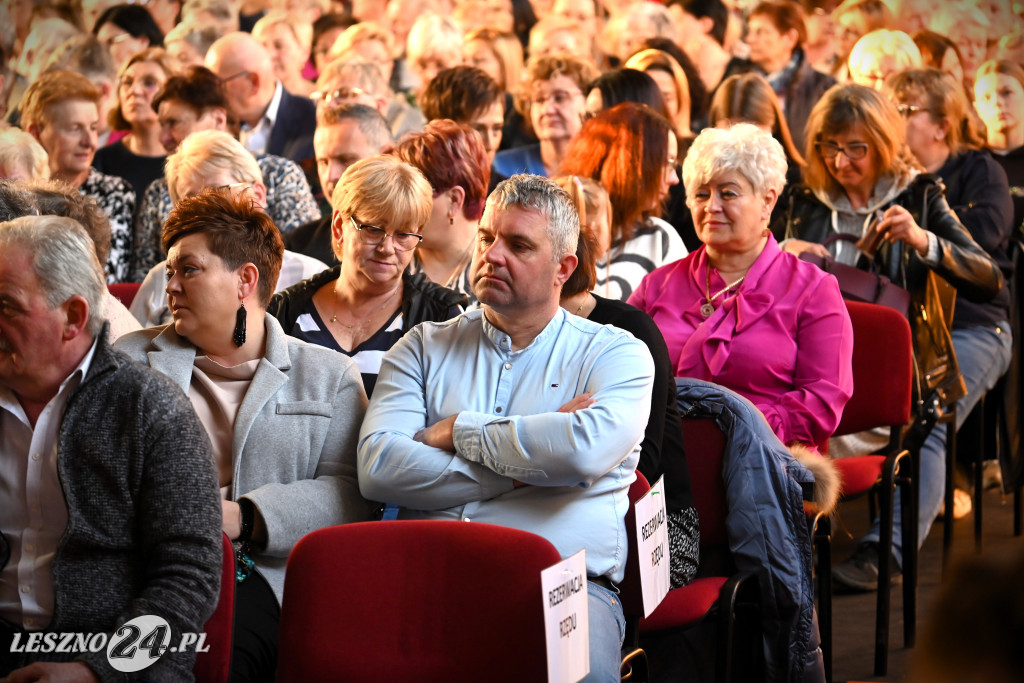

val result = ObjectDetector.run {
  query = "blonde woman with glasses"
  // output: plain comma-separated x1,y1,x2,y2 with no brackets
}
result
268,155,465,397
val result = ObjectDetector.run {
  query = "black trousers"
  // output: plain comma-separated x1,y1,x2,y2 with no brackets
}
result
230,570,280,683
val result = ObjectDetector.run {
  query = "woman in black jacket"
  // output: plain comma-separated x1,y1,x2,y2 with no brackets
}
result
771,82,1004,593
267,156,465,397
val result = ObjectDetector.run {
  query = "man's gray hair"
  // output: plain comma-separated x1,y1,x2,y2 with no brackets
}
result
0,215,106,336
484,174,579,260
0,180,40,222
318,102,394,151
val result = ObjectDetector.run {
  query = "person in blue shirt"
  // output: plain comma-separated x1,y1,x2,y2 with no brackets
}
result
358,173,655,683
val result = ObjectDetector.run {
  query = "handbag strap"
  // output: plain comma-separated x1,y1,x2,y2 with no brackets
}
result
821,233,860,248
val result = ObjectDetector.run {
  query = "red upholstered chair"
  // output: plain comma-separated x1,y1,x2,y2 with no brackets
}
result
276,520,563,683
194,533,235,683
107,282,141,307
816,300,915,680
621,418,761,683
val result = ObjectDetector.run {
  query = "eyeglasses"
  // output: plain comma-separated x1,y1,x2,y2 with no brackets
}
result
349,216,422,251
814,141,870,160
221,70,251,85
216,181,254,195
531,89,583,108
311,86,366,106
896,103,924,117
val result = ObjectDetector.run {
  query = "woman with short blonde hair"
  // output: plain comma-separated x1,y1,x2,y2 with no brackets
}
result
268,155,466,397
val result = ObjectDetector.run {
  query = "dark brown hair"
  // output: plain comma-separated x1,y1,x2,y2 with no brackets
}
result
162,188,284,307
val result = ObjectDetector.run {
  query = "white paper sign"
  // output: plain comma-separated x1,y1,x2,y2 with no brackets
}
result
540,549,589,683
634,474,670,617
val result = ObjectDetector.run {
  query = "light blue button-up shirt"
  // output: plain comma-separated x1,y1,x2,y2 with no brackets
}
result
358,307,654,582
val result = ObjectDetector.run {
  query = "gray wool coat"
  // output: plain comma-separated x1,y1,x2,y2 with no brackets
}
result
115,313,374,601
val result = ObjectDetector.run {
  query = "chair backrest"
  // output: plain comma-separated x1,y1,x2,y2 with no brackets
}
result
835,300,914,437
682,417,729,548
277,520,563,683
620,472,652,618
107,282,141,307
193,533,234,683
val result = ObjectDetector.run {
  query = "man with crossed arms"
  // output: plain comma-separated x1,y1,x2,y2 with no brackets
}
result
358,174,654,682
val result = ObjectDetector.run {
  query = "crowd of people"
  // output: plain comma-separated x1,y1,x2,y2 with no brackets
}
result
1,0,1022,681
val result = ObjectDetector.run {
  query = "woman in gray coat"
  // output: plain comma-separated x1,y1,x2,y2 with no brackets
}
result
116,188,373,682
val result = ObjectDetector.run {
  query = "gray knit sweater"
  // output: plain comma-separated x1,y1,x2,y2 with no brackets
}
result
0,328,222,682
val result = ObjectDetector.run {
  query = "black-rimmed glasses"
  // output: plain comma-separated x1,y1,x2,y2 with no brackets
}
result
896,103,924,117
814,141,870,161
349,216,423,251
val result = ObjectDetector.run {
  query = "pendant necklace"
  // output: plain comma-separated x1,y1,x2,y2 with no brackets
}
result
701,263,745,318
329,285,400,328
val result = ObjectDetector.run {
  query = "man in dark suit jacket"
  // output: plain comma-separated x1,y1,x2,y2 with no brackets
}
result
205,32,318,189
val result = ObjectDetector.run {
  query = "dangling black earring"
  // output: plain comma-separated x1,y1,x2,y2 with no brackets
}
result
233,302,246,347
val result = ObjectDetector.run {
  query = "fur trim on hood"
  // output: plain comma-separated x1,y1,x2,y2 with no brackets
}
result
790,443,840,515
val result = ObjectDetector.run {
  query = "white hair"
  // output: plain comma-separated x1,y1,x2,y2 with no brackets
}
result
166,130,264,203
683,122,788,203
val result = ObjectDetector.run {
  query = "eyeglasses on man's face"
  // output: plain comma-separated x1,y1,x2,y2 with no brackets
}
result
349,216,423,251
814,141,870,161
311,86,367,106
221,70,252,85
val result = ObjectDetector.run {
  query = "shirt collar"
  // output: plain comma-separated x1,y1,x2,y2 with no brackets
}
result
480,306,565,354
263,81,284,128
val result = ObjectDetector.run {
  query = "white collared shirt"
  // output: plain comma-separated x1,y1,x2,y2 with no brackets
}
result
0,337,99,629
240,81,284,157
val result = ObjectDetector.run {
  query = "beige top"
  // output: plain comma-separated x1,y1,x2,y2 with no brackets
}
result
189,355,261,497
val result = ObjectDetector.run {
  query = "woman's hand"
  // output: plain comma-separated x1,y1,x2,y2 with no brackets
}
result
876,205,929,255
222,500,241,540
782,239,831,259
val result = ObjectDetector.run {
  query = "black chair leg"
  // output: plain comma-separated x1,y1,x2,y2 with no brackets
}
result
897,452,916,649
813,515,832,683
942,414,956,573
874,459,897,677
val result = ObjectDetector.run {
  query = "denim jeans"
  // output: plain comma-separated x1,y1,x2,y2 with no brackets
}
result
581,581,627,683
863,322,1013,563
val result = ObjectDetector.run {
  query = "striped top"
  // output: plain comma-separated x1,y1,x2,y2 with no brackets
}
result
287,302,404,398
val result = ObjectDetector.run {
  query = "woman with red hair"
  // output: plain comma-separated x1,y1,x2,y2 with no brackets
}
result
392,119,491,304
561,102,687,301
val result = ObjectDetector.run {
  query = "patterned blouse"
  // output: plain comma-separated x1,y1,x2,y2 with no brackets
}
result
80,167,136,284
132,154,321,282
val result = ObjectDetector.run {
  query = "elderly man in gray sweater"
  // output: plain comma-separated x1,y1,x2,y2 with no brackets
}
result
0,215,222,682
